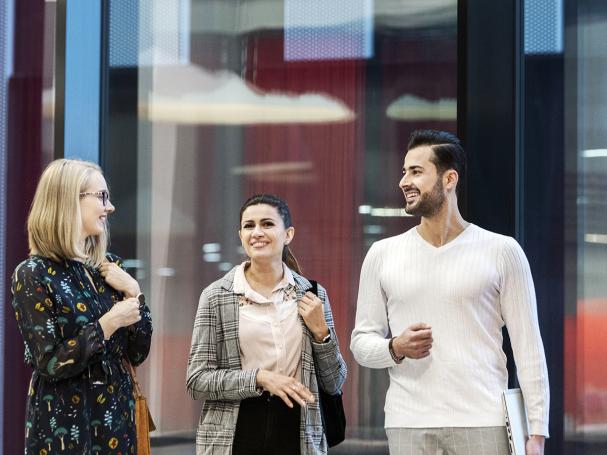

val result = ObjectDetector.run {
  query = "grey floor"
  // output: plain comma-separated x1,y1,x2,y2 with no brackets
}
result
151,439,389,455
152,442,196,455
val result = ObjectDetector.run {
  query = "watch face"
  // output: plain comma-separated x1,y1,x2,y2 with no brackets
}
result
137,293,146,308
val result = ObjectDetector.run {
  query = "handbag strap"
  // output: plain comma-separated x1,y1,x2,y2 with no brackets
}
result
307,280,343,394
123,358,143,399
308,280,318,296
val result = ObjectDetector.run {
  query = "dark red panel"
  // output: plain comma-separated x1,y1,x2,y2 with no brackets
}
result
3,0,45,453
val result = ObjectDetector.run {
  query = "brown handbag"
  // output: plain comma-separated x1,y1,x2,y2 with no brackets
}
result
125,360,156,454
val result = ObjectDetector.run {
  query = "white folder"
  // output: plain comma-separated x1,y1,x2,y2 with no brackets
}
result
502,388,529,455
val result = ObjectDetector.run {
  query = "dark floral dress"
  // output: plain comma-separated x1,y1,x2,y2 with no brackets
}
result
11,253,153,455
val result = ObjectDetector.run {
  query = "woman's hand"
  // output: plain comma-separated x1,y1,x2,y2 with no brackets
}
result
298,292,330,342
98,298,141,339
99,262,140,297
256,370,315,408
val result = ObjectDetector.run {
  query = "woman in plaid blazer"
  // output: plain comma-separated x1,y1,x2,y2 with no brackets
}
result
187,194,347,455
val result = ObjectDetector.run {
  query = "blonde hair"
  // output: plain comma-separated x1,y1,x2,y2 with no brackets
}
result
27,159,108,267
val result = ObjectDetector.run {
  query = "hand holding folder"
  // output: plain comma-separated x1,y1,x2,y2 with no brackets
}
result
503,389,528,455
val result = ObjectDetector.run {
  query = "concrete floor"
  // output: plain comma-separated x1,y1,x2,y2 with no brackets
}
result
151,438,390,455
152,442,196,455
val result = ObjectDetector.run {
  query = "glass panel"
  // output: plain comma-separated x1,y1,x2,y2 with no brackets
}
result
105,0,457,445
564,0,607,451
42,0,56,163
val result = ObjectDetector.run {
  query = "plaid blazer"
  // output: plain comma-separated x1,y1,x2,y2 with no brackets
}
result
186,266,347,455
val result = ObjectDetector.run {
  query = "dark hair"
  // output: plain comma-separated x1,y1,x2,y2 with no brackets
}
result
407,129,466,196
239,194,301,274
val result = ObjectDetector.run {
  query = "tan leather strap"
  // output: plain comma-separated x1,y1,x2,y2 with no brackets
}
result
123,358,143,399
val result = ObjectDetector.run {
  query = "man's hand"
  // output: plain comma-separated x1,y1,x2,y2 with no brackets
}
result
526,435,545,455
392,323,433,359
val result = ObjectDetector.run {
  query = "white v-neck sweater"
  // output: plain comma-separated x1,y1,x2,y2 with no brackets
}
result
350,224,550,436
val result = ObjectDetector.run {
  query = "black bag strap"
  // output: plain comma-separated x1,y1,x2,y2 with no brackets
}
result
308,280,318,296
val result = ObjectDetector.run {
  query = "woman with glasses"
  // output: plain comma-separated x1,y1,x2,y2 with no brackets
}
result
11,159,152,454
187,194,347,455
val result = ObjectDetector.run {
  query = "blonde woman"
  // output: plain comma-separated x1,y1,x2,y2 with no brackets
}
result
11,159,152,454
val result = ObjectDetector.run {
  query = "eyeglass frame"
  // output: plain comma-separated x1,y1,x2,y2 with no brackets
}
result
79,190,110,207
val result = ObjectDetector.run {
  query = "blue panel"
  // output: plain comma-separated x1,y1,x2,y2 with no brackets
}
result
109,0,139,67
64,0,101,162
525,0,563,54
285,0,373,61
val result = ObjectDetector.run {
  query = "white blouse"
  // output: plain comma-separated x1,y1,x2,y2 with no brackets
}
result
233,262,303,380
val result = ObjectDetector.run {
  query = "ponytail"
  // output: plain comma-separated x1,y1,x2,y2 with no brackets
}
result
282,245,301,274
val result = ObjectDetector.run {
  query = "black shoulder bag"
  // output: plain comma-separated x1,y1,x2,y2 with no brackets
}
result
308,280,346,447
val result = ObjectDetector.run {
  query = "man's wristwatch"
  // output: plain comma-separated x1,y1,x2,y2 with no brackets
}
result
321,333,331,343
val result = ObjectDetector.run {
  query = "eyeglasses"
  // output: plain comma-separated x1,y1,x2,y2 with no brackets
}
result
79,190,110,207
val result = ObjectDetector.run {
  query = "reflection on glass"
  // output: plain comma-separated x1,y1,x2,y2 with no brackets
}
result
106,0,457,442
42,1,56,163
142,67,354,124
563,1,607,448
284,0,373,61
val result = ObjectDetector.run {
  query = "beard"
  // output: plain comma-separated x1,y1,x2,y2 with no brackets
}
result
404,178,446,218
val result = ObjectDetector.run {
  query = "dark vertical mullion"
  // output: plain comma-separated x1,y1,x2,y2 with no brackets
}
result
514,0,525,245
457,0,520,407
456,0,468,214
458,0,517,236
98,0,110,169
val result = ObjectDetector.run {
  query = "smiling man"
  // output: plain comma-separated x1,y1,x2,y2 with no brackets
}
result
350,130,550,455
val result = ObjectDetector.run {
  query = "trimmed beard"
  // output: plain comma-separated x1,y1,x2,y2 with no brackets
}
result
405,177,446,218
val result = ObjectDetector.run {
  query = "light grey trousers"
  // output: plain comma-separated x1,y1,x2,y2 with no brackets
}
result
386,427,510,455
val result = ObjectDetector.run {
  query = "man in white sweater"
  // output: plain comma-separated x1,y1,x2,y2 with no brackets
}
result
350,130,549,455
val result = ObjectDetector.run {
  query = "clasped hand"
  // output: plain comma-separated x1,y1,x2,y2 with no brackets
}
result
98,261,140,298
99,298,141,339
256,370,315,408
392,323,433,360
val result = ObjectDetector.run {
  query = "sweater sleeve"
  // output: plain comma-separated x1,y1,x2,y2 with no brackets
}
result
499,238,550,437
350,242,396,368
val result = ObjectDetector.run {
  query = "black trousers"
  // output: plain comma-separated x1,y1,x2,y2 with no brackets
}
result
232,392,301,455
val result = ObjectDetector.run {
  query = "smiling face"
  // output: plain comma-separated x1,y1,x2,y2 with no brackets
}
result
239,203,294,264
79,171,115,241
399,145,447,218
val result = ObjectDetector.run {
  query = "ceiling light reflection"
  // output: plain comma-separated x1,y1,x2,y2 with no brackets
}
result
582,149,607,158
386,94,456,121
142,68,355,125
359,205,412,217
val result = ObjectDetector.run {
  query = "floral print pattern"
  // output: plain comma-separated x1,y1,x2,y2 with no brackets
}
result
11,253,153,454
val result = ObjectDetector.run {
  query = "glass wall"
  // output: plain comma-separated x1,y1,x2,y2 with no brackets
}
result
523,1,607,452
104,0,457,444
563,0,607,451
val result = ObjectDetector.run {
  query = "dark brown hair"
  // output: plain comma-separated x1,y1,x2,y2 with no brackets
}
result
239,194,301,273
407,129,466,196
